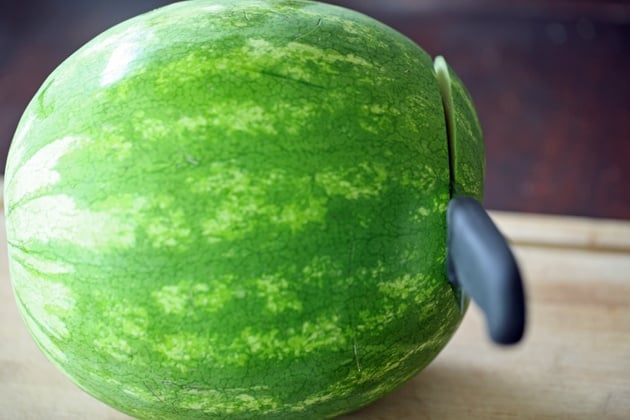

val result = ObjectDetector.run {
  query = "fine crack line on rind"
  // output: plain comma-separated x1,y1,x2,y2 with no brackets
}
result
353,338,361,372
144,380,165,403
188,286,195,317
257,69,326,90
293,18,323,42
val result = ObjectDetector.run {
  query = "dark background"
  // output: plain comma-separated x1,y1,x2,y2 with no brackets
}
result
1,0,629,219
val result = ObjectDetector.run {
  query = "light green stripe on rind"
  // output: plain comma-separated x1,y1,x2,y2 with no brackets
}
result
4,0,476,418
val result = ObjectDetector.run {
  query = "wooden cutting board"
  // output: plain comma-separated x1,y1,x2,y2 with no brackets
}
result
1,207,629,419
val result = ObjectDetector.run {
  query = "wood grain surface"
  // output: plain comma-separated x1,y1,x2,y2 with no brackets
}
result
1,209,629,419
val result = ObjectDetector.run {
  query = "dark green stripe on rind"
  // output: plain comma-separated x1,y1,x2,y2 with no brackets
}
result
433,56,484,200
4,1,471,418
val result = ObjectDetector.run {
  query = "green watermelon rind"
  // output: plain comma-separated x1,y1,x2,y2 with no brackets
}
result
5,1,483,418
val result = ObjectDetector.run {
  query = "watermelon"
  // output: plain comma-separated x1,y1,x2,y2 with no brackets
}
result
4,0,484,418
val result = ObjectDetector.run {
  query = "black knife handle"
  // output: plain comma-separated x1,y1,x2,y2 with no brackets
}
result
447,196,526,344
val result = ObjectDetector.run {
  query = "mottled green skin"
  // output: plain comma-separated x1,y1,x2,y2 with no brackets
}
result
5,0,483,418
